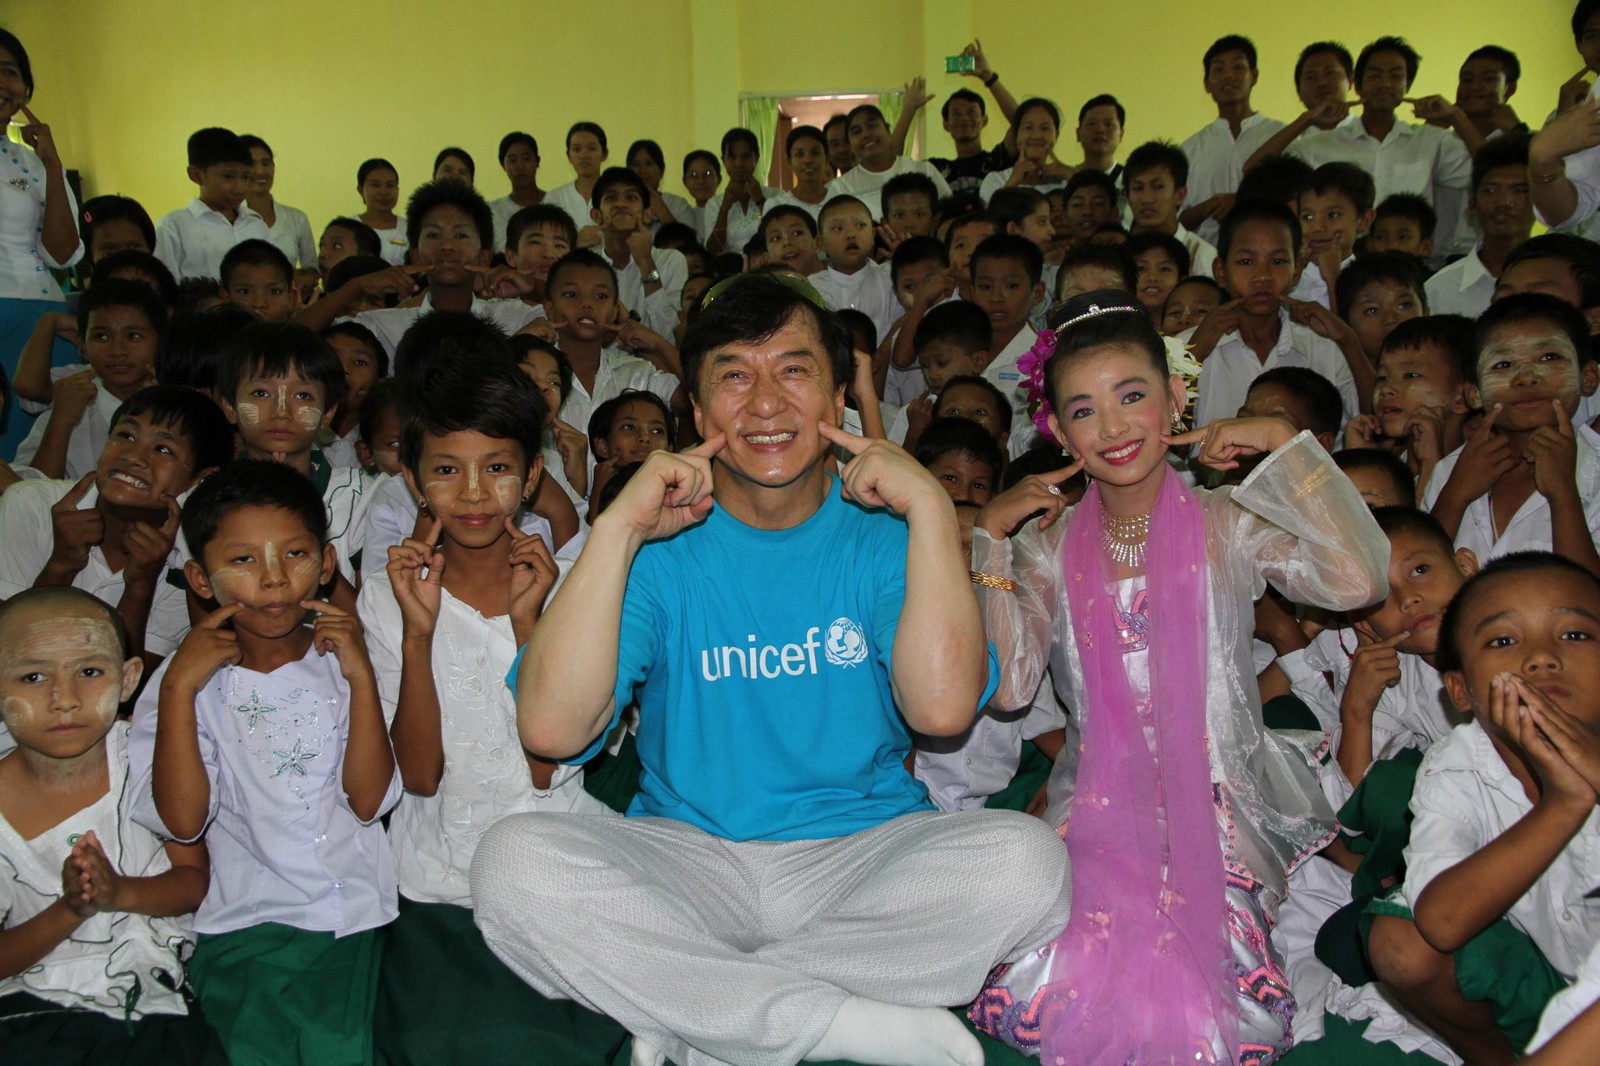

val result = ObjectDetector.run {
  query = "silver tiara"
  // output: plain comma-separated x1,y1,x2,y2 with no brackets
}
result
1052,302,1143,335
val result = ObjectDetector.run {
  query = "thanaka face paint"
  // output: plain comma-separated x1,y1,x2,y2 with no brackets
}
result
1474,323,1587,432
495,475,524,514
0,610,130,760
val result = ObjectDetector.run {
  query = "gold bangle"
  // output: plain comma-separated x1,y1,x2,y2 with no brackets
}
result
970,570,1017,592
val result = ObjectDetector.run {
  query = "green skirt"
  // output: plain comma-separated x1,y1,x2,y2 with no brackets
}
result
375,898,629,1066
0,990,228,1066
188,921,383,1066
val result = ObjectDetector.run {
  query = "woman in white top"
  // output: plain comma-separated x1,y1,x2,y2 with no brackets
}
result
489,131,545,254
0,29,83,460
544,121,609,235
627,138,693,233
357,157,409,265
763,124,831,223
239,134,315,269
978,97,1075,203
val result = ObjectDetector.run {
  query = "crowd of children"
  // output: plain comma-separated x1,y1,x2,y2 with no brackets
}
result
8,10,1600,1066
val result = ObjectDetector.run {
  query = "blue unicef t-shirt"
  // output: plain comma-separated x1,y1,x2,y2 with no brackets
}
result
557,476,997,842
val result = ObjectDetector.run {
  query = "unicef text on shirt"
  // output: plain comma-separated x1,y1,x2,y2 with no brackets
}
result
699,618,871,681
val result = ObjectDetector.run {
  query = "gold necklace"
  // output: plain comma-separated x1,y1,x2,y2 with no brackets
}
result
1100,505,1150,567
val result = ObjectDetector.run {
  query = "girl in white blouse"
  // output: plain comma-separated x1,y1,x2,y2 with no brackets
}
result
0,28,83,459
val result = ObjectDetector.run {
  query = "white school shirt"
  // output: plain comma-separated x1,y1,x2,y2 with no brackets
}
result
760,190,825,224
0,138,83,300
543,182,594,233
1401,720,1600,979
262,200,316,269
1422,425,1600,562
127,647,402,937
358,473,555,581
1538,80,1600,233
555,347,681,446
609,244,687,337
354,293,543,359
1287,255,1354,311
11,371,123,477
372,218,408,266
1172,221,1220,279
1190,307,1359,430
656,190,696,229
0,479,190,656
826,156,952,206
1423,242,1497,319
809,261,903,348
696,186,782,253
915,670,1067,812
153,198,270,280
1180,112,1289,247
0,723,194,1019
321,425,361,469
358,571,610,907
976,168,1067,205
488,194,521,253
1292,114,1472,206
983,326,1043,459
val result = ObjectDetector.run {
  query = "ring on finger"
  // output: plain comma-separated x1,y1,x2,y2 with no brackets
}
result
1046,485,1062,497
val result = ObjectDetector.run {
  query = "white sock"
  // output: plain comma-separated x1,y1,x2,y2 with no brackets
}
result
629,1034,666,1066
803,996,983,1066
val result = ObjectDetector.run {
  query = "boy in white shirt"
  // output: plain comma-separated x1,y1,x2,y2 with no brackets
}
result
809,196,902,346
129,460,400,1066
1290,163,1375,310
1426,135,1534,319
1179,35,1288,247
588,167,686,338
153,128,270,281
1190,199,1366,428
0,588,215,1062
13,279,163,479
972,234,1047,457
1367,553,1600,1064
699,128,780,256
0,386,232,667
1123,140,1220,277
826,104,952,204
359,353,612,1061
1424,293,1600,574
296,180,542,359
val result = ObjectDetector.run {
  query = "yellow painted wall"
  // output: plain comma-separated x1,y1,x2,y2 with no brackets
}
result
0,0,1578,238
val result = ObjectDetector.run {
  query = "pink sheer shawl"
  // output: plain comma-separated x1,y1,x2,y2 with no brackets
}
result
1038,466,1239,1065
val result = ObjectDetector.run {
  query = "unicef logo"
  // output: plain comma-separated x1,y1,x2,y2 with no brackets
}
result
823,617,869,667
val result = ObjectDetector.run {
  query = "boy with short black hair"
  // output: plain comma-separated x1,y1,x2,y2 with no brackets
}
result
1360,314,1475,490
1053,244,1137,303
1455,45,1523,140
298,180,543,358
1335,250,1430,366
762,204,821,277
504,203,577,304
219,238,295,322
129,458,400,1066
1073,94,1126,178
1292,162,1376,310
971,234,1046,457
321,321,387,469
14,278,166,479
1162,275,1225,335
944,212,998,301
1367,193,1437,258
1423,293,1600,574
1123,140,1220,276
826,104,952,205
216,321,372,583
879,172,940,249
1426,133,1534,318
1366,552,1600,1063
1061,169,1119,249
914,301,992,397
1238,364,1343,455
0,385,232,665
913,415,1002,506
1126,230,1190,320
317,216,381,280
811,195,902,344
1179,34,1288,246
883,236,953,403
588,166,687,337
700,128,779,256
154,127,270,280
1191,198,1365,428
933,373,1012,449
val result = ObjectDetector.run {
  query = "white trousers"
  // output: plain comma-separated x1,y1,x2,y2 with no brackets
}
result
471,809,1070,1066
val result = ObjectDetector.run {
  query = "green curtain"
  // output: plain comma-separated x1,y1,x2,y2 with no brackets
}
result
743,96,781,178
879,89,905,131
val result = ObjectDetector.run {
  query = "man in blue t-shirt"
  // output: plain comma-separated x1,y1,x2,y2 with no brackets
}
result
472,275,1068,1066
